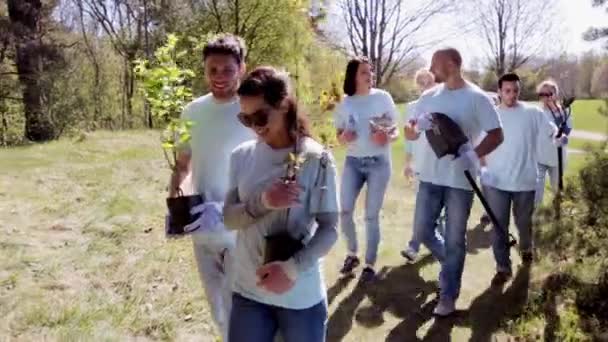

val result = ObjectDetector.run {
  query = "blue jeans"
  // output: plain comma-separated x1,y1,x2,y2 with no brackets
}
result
535,163,559,205
482,186,535,273
340,155,391,266
408,183,445,252
413,181,474,300
228,293,328,342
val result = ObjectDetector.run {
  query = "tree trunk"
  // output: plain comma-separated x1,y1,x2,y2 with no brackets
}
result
143,0,152,128
8,0,55,142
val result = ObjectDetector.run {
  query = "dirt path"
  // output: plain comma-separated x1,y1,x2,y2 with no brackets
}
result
570,130,607,141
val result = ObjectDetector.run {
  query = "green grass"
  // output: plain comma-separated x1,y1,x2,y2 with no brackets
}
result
568,137,605,152
571,99,608,134
0,130,595,341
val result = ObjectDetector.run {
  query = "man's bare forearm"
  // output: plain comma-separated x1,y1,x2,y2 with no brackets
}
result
403,124,420,141
474,128,504,158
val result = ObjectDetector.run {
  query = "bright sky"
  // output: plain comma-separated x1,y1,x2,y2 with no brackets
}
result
428,0,608,67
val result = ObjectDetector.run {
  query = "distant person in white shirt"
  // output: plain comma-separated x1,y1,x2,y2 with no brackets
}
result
535,79,572,205
400,69,445,263
480,73,558,285
333,57,399,282
167,34,255,341
403,48,504,316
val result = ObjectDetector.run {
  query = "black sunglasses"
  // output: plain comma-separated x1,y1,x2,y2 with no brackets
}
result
237,109,270,128
537,92,554,97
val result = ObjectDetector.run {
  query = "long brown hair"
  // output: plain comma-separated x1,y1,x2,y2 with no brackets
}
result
237,66,311,141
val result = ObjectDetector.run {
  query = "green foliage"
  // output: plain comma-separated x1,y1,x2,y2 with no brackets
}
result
383,76,418,103
134,34,195,169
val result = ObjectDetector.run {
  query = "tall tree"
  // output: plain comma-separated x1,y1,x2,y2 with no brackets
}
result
201,0,311,67
79,0,150,128
584,0,608,47
7,0,58,141
591,62,608,98
577,51,601,98
332,0,452,86
464,0,559,76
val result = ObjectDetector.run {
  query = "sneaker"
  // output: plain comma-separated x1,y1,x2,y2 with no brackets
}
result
491,270,513,287
433,296,456,317
400,247,418,263
360,266,376,283
521,250,534,264
339,255,360,275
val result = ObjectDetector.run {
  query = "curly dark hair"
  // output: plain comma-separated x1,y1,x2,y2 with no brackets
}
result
237,66,311,140
203,34,246,64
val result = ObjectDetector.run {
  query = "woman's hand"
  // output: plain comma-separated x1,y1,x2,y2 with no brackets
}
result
371,130,389,146
261,180,302,210
256,260,298,294
338,130,357,145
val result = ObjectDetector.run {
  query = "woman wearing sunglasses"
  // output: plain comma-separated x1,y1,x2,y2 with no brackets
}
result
223,66,339,342
535,79,572,205
334,57,399,282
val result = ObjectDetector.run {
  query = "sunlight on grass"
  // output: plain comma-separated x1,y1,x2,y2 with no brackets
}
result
0,129,598,341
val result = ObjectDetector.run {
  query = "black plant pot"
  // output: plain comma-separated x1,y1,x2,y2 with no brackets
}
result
166,194,204,236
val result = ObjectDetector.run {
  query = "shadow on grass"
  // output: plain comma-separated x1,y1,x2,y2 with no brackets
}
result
327,254,438,342
466,222,493,255
327,260,531,341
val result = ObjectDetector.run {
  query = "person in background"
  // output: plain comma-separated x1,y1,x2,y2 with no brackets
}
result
167,34,254,341
403,48,504,316
400,69,445,263
224,67,338,342
535,79,572,205
334,57,399,282
480,73,559,285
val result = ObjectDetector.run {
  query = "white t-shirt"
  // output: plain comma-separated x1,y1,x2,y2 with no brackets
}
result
403,99,435,175
181,94,256,243
333,88,398,157
415,82,502,190
485,103,556,192
536,107,573,167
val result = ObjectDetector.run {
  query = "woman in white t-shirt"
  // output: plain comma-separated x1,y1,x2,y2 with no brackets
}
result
224,67,339,342
333,57,398,282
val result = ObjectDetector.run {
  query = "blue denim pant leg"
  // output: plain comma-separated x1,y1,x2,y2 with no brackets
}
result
362,155,391,266
276,300,328,342
340,157,366,256
535,163,559,205
440,186,474,301
512,190,535,253
409,186,445,253
229,294,328,342
413,181,446,262
482,185,514,273
229,293,277,342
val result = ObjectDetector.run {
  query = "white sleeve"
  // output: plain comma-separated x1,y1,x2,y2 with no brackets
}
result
535,108,557,138
333,100,348,130
177,104,194,153
475,93,502,132
383,91,398,123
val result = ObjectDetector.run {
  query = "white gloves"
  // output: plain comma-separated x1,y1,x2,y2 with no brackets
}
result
414,113,434,133
553,135,569,147
456,143,480,172
183,202,224,234
479,167,496,186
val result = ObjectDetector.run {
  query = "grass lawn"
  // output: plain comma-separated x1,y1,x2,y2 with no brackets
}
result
568,137,606,152
571,99,608,134
0,130,592,341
